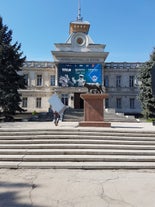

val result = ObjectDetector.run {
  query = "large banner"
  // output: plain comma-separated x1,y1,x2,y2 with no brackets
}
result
58,63,102,87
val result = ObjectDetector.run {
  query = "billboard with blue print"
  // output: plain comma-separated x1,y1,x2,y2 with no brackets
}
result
58,63,102,87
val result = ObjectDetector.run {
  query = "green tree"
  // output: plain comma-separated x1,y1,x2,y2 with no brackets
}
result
138,48,155,119
0,16,26,119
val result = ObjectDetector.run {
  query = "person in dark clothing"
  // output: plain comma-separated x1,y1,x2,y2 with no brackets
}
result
53,111,60,126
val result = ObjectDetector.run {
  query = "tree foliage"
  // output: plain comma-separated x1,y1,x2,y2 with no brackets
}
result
138,48,155,119
0,16,26,117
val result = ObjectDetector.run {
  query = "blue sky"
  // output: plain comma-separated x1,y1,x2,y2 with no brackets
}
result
0,0,155,62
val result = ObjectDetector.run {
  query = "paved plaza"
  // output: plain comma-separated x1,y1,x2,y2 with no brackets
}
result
0,120,155,131
0,121,155,207
1,168,155,207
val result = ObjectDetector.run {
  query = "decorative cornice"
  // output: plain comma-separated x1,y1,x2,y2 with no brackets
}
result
23,61,54,68
52,51,109,63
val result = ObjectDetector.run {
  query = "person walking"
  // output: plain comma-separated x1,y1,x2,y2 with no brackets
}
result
53,111,60,126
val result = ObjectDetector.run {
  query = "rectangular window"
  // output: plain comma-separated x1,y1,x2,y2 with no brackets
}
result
61,94,68,105
129,76,134,88
116,75,121,87
36,97,41,108
37,75,42,86
22,97,27,108
116,98,122,109
50,75,55,86
104,75,109,87
24,74,28,86
130,98,135,109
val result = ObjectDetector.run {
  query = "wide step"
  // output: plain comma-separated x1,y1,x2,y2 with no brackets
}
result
0,128,155,169
1,162,155,169
1,155,155,162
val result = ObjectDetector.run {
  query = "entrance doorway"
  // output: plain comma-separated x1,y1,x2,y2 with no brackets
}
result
74,93,84,109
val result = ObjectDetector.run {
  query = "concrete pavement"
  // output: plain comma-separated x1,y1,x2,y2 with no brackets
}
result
0,121,155,207
1,168,155,207
0,120,155,132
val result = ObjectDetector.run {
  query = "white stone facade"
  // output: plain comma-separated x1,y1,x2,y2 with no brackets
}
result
19,61,56,113
104,62,142,114
19,60,142,115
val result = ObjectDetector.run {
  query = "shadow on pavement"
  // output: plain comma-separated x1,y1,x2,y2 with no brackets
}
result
0,181,41,207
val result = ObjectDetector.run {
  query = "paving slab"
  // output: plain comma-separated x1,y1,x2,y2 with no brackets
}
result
0,169,155,207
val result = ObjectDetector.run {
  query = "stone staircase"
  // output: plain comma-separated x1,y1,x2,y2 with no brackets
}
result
63,108,84,122
104,108,138,122
1,128,155,169
63,108,138,122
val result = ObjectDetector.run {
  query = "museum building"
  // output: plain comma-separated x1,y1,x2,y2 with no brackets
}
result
19,11,143,115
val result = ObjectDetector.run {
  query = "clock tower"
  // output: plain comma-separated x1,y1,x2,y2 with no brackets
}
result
52,1,108,63
69,3,90,48
51,2,109,109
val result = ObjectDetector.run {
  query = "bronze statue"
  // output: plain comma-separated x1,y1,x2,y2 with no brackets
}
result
84,82,104,94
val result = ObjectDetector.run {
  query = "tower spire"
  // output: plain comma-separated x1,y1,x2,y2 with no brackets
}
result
77,0,83,21
69,0,90,34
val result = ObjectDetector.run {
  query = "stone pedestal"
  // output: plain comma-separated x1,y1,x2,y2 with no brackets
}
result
79,94,111,127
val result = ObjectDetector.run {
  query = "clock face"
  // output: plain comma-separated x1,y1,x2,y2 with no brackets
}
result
71,33,87,47
74,34,86,47
76,37,84,45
